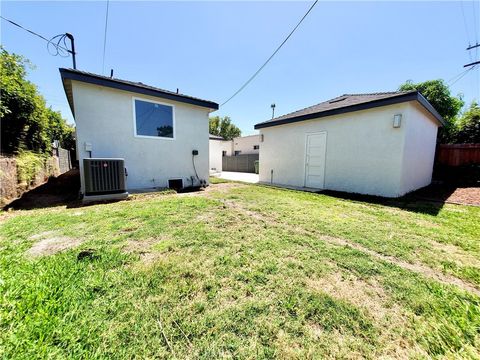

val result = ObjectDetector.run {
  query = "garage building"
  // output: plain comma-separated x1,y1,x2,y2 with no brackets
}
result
254,91,444,198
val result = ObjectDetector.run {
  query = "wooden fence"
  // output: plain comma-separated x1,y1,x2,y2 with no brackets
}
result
222,154,259,173
436,144,480,166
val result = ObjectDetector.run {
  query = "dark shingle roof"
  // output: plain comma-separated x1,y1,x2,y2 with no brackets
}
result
254,91,444,129
60,68,219,116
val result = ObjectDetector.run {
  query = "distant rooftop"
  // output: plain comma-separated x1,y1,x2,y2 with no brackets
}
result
209,134,225,140
255,91,444,129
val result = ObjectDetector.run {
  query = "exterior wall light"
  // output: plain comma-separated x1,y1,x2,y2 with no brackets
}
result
393,114,402,128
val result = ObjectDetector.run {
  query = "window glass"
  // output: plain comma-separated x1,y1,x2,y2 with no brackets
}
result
134,99,173,138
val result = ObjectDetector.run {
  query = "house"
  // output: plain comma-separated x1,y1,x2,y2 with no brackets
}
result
60,68,218,197
254,91,444,198
209,134,226,174
228,134,261,156
208,134,261,173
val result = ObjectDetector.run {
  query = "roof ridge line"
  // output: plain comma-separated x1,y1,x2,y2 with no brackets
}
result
254,90,443,129
262,91,414,124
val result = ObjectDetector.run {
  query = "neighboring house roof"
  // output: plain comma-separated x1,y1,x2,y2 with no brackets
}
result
59,68,219,116
209,134,225,140
254,91,445,129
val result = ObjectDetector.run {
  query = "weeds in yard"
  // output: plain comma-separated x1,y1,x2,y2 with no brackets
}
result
0,182,479,358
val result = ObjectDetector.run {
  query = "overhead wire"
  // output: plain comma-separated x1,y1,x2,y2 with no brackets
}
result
0,15,69,51
102,0,110,75
0,15,70,54
474,0,480,95
472,0,479,44
220,0,318,107
460,1,473,62
447,65,477,87
47,34,70,57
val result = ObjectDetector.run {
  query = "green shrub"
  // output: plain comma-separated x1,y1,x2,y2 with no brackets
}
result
16,151,45,185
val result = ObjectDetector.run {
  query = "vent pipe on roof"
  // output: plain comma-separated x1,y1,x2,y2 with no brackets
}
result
110,69,114,78
176,88,179,94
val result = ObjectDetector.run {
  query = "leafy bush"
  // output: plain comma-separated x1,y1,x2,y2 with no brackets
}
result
16,151,46,185
0,47,75,154
399,79,464,143
455,102,480,144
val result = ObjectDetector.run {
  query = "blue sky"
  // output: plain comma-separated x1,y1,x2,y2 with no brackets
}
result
1,1,479,135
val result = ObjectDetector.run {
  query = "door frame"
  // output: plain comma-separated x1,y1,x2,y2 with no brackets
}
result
303,131,327,188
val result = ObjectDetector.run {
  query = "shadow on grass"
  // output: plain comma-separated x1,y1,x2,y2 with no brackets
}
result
320,165,479,216
4,170,208,211
319,189,454,216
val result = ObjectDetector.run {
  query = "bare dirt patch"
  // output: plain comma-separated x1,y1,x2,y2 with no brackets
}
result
123,236,171,264
307,272,425,358
431,241,480,269
221,199,266,221
27,232,83,257
123,237,158,253
318,235,480,297
176,182,248,198
308,272,401,322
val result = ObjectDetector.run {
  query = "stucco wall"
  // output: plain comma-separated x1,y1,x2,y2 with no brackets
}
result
209,139,225,172
258,102,436,197
399,103,439,194
72,81,210,193
232,135,261,155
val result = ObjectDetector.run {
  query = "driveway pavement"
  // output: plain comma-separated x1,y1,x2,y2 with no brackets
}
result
216,171,259,184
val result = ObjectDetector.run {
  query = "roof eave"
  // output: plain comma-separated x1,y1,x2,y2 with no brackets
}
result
59,68,219,111
414,92,445,126
61,76,75,118
254,92,445,129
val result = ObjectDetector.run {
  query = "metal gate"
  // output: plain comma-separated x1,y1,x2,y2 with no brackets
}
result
222,154,259,173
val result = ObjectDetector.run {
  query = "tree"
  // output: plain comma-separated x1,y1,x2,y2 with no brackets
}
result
0,47,74,154
209,116,241,140
455,102,480,144
46,108,76,150
398,79,464,143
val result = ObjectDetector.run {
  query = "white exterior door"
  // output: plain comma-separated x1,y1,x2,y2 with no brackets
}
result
305,132,327,188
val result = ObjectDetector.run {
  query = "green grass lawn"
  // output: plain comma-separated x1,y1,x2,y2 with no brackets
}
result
1,180,479,359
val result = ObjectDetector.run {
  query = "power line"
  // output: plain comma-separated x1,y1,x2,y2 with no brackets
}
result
460,1,472,45
472,0,479,44
460,1,476,63
102,0,110,75
0,15,69,53
448,65,477,87
47,34,70,57
220,0,318,107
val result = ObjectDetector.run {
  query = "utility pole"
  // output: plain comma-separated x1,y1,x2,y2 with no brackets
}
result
466,43,480,51
464,60,480,68
271,103,276,119
65,33,76,69
464,43,480,69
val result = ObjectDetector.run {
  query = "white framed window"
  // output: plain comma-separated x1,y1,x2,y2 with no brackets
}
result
132,97,175,139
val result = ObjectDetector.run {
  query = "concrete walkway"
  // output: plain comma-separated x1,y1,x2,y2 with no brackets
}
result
215,171,259,184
